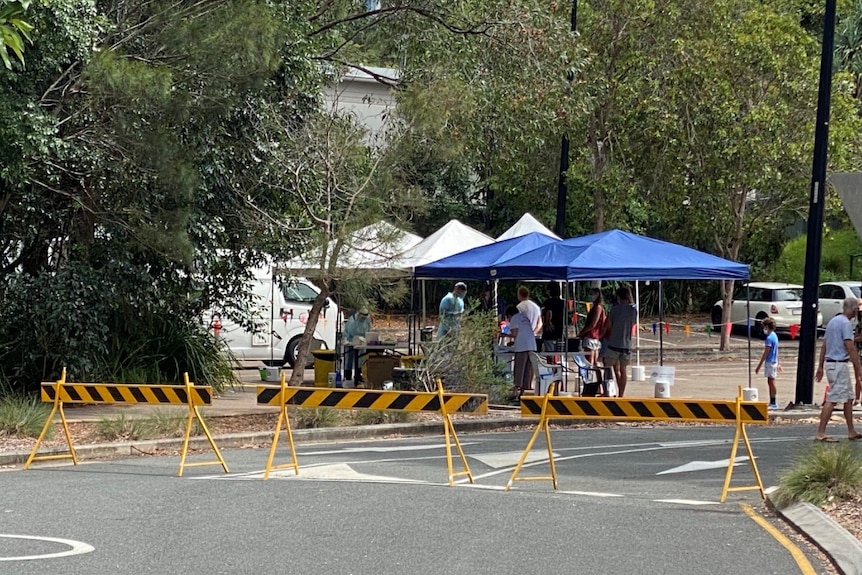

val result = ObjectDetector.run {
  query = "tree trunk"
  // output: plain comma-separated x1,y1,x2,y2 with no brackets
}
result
288,288,332,386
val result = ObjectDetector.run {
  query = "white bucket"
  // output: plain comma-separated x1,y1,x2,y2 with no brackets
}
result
743,387,759,402
654,379,671,398
631,365,646,382
327,372,337,387
265,367,281,382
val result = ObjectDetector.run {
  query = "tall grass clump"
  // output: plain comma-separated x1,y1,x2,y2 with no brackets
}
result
290,407,342,429
772,443,862,508
352,409,414,425
0,395,52,438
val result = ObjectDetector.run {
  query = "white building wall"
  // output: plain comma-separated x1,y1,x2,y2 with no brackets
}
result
324,66,398,144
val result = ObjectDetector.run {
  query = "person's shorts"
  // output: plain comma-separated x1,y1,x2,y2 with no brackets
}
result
603,347,631,365
825,362,855,404
582,337,601,351
764,362,778,379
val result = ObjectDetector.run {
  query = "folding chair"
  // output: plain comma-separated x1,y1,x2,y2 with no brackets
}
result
573,354,612,396
530,352,564,396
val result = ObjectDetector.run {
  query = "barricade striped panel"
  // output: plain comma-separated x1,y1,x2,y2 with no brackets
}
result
256,386,488,414
519,397,768,423
40,383,213,406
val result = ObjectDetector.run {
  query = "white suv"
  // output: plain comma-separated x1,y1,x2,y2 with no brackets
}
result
712,282,821,338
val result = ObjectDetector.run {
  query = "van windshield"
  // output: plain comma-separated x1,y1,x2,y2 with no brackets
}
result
281,281,318,303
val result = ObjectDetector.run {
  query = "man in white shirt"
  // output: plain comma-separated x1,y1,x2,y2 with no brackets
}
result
516,286,543,336
516,286,542,391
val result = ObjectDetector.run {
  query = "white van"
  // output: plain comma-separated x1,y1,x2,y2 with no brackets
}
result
209,269,338,368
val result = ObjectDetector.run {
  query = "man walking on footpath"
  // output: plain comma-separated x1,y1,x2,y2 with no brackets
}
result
815,296,862,442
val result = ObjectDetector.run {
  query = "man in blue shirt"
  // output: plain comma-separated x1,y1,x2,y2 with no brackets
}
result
754,318,779,408
437,282,467,339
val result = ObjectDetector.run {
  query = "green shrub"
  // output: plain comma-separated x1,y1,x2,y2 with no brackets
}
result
352,409,414,425
0,395,53,439
95,409,201,441
94,414,143,441
772,443,862,508
290,407,342,429
136,408,193,438
419,308,510,395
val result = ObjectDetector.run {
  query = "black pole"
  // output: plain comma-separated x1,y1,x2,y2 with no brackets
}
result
554,0,577,238
795,0,837,406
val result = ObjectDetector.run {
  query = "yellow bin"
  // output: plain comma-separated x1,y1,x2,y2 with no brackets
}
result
311,349,337,387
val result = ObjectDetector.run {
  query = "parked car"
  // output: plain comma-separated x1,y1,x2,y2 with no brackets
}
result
711,282,821,338
818,281,862,327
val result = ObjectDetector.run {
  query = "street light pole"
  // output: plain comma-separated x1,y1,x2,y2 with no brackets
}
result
554,0,578,238
795,0,837,406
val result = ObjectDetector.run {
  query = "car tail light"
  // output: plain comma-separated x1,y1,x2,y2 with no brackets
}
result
771,305,778,314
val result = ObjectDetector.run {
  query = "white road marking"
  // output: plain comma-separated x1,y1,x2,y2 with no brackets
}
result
653,499,721,506
0,534,95,561
204,463,428,483
301,443,478,456
559,490,624,498
656,456,752,475
470,451,554,469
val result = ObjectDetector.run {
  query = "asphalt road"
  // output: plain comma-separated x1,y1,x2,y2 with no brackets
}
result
1,424,834,574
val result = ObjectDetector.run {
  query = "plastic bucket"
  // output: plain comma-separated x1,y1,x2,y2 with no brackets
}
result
312,349,337,387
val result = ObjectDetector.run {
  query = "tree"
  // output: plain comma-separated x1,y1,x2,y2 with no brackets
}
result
0,0,32,69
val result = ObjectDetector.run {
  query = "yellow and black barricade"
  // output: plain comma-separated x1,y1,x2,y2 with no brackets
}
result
25,369,229,477
508,387,767,502
258,375,488,485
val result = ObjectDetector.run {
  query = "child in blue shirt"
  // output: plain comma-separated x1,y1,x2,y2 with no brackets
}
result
754,318,780,408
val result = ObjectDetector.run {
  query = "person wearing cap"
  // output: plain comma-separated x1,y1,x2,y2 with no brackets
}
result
437,282,467,339
343,307,372,381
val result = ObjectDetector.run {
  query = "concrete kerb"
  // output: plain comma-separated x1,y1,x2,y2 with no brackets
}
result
772,500,862,575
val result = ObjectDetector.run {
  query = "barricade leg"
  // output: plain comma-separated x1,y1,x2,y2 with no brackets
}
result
177,373,229,477
438,380,474,486
264,372,299,480
25,368,78,469
506,390,558,491
720,389,765,502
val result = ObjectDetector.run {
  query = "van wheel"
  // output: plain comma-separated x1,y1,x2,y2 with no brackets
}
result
283,336,315,369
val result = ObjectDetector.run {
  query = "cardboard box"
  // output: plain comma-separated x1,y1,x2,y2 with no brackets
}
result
363,354,401,388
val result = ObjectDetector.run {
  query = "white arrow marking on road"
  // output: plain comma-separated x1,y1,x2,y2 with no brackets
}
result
470,451,555,469
656,456,752,475
0,534,95,561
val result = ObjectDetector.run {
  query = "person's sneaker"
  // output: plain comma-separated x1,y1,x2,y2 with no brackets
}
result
768,403,779,409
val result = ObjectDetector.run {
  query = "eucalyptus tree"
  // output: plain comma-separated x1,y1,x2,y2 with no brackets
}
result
0,0,319,389
0,0,32,69
629,0,862,349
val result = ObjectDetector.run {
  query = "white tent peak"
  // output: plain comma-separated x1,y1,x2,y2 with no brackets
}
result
399,219,494,269
496,213,560,241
